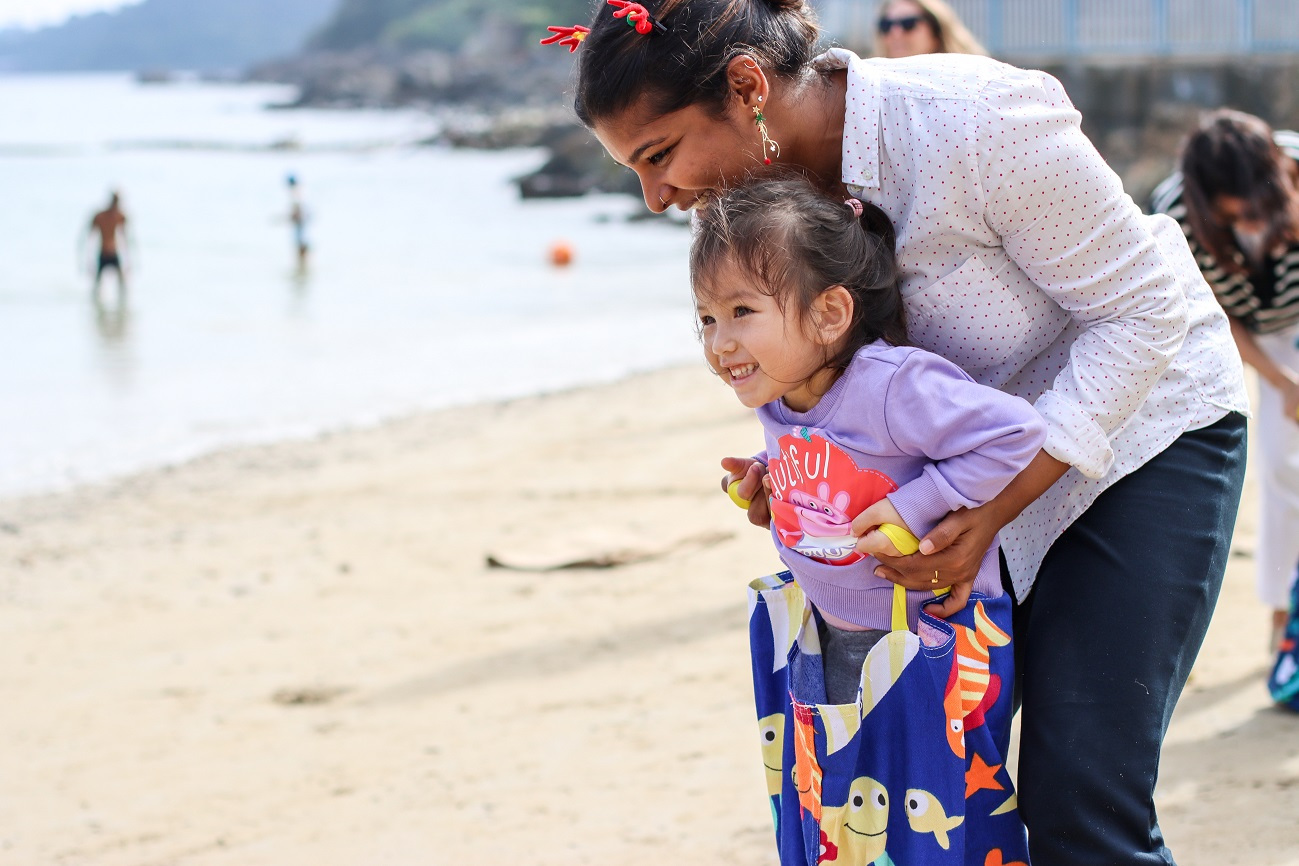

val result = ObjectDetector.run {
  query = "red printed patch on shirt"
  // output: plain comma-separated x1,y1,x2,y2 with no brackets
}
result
767,428,898,566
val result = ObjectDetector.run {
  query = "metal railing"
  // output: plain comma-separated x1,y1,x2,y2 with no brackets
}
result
816,0,1299,58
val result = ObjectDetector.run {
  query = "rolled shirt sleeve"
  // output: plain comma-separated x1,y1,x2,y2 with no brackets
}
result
881,352,1046,535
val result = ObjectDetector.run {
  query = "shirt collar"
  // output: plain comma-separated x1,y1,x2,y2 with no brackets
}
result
812,48,881,195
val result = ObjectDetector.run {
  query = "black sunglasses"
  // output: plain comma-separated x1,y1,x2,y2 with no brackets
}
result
878,15,923,34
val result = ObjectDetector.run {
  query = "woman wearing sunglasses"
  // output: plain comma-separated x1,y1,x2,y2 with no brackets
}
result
874,0,987,58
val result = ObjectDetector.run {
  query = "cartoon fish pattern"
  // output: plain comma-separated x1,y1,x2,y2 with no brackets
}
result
818,776,892,865
944,600,1011,754
905,788,965,849
792,702,824,822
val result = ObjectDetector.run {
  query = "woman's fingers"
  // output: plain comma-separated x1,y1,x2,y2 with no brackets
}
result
873,554,975,616
871,562,905,585
925,580,973,618
917,508,977,555
873,545,982,586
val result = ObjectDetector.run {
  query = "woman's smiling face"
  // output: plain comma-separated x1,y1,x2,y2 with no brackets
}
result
593,93,770,214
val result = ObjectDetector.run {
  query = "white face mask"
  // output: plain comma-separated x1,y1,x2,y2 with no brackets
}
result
1233,225,1271,267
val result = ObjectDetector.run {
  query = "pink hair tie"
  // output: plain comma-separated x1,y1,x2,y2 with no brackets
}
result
844,198,864,218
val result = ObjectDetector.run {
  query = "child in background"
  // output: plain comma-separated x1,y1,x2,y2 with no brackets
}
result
694,177,1044,865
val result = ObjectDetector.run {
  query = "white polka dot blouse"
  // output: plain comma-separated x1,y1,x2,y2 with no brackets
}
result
812,48,1249,598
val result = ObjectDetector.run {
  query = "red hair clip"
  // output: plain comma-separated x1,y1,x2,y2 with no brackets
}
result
540,24,590,52
607,0,665,35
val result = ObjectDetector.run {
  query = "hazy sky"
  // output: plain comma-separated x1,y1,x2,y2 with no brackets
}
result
0,0,140,30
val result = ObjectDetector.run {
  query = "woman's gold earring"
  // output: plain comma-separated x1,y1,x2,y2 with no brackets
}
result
752,106,779,166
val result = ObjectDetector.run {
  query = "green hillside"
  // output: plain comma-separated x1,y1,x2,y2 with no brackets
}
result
0,0,339,72
309,0,590,53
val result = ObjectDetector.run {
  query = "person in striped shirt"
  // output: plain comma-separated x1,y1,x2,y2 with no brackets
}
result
1151,109,1299,652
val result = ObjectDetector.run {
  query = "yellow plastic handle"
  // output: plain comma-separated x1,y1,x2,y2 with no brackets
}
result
727,478,753,510
877,523,920,555
881,523,937,632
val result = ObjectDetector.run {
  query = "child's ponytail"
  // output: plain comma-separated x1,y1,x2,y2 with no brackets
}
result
849,200,908,352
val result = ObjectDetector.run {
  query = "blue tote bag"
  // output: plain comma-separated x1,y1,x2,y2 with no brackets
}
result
748,572,1029,866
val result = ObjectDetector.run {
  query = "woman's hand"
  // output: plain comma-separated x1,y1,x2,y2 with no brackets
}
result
869,506,1001,618
862,450,1072,618
720,456,772,528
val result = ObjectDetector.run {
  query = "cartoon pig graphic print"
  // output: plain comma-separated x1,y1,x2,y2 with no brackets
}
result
788,483,858,562
767,429,900,567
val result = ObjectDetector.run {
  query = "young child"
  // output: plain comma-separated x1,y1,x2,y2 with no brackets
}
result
693,177,1045,865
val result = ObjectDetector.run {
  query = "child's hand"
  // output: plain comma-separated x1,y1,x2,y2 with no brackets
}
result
720,457,771,528
852,499,915,558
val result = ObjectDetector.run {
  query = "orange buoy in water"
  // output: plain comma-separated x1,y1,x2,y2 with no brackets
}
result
548,240,574,267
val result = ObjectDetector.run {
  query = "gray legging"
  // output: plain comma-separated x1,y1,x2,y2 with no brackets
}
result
817,619,889,705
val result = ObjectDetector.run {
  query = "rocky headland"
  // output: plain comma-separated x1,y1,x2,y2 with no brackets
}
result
246,18,643,203
249,27,1299,210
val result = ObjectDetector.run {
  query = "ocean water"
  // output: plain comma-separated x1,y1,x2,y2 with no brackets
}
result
0,74,699,498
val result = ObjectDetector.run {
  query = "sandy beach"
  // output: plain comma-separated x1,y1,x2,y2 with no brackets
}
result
2,364,1297,865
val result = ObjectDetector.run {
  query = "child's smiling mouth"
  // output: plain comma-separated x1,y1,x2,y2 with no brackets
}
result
728,363,758,383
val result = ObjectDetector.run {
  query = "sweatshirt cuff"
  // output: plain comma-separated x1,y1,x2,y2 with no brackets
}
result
886,469,954,538
1035,390,1114,479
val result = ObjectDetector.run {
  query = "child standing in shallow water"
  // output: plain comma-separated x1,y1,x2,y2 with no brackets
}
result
694,178,1044,865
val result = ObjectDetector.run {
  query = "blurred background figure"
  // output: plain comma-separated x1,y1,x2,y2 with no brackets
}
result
873,0,987,59
1151,109,1299,653
86,190,130,296
286,173,310,271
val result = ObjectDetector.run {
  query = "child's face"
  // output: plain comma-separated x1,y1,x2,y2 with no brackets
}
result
695,259,833,412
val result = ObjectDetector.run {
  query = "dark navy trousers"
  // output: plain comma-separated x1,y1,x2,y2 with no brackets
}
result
1010,412,1247,865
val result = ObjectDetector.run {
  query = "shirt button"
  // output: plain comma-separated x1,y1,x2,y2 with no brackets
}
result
862,169,874,180
847,184,863,195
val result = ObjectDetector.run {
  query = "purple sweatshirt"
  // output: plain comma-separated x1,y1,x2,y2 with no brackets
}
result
756,340,1047,631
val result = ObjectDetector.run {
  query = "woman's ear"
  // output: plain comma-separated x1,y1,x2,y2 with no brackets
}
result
726,54,770,111
810,286,854,345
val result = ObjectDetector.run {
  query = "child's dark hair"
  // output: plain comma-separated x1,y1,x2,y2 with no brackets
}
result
573,0,820,127
690,176,907,373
